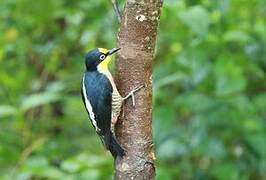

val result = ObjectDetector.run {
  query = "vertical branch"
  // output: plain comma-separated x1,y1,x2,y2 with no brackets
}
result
111,0,122,22
115,0,162,179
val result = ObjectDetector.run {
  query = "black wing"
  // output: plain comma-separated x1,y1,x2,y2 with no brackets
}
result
81,71,113,136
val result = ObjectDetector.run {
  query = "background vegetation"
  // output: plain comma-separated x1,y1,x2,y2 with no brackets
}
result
0,0,265,179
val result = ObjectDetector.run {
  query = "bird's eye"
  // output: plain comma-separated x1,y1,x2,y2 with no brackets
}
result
99,54,106,60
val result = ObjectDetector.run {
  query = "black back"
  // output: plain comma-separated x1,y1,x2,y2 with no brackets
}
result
81,71,113,136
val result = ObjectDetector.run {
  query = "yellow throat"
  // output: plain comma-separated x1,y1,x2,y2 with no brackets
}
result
97,48,117,90
97,48,111,73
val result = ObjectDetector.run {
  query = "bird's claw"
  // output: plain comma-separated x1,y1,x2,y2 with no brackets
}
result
123,84,145,106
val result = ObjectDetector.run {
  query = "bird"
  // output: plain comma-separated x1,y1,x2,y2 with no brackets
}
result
81,47,144,158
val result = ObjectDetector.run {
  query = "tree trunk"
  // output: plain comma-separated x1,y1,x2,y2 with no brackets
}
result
115,0,162,179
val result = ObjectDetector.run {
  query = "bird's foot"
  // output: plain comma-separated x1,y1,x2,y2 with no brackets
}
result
122,84,146,106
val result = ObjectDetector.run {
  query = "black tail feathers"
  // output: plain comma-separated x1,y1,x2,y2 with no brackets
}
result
106,133,125,158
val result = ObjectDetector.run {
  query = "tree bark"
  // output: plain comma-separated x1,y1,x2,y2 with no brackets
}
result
115,0,162,179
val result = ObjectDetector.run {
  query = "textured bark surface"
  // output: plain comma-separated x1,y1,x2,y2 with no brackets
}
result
115,0,162,179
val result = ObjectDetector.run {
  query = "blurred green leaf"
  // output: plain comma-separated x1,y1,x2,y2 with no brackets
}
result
214,58,246,95
210,163,239,180
61,159,81,173
19,156,64,179
0,105,17,117
79,169,100,180
179,6,209,37
223,31,251,43
245,134,266,157
157,166,177,180
20,92,61,111
61,153,109,173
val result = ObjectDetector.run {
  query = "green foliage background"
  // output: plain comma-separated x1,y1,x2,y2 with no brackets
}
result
0,0,265,179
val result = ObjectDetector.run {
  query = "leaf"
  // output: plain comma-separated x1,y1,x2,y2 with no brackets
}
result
223,31,251,43
210,163,239,180
61,159,81,173
245,134,266,157
175,93,215,113
0,48,3,63
61,153,108,173
177,48,210,86
153,106,177,144
157,166,176,180
154,72,186,91
79,169,100,180
46,81,65,92
157,138,187,159
0,105,17,118
21,92,60,111
4,28,18,42
21,156,64,179
179,6,209,37
253,93,266,117
196,138,227,159
214,58,246,95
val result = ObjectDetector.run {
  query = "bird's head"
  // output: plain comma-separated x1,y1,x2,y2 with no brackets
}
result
85,48,120,72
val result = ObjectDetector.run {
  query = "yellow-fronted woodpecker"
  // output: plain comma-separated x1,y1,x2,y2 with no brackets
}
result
81,48,143,158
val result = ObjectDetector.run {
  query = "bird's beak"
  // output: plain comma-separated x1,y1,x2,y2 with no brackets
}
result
108,47,120,55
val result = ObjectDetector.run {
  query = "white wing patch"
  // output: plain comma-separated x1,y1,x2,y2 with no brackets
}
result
82,75,99,132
